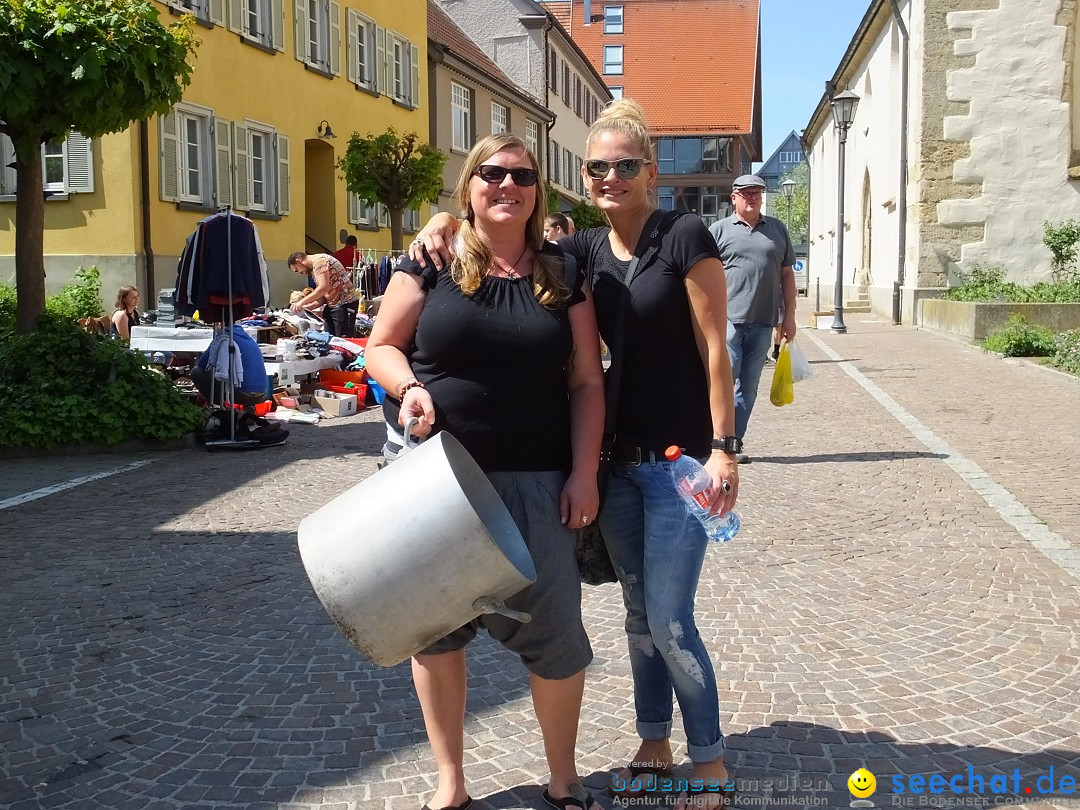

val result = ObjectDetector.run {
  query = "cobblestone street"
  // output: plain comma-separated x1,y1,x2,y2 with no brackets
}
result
2,314,1079,810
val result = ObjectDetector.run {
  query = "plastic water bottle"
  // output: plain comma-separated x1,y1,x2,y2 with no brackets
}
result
665,446,740,542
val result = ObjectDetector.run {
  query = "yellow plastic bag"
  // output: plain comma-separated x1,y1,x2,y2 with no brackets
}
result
770,342,794,406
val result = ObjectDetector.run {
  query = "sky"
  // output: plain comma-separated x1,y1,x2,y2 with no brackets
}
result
757,0,870,167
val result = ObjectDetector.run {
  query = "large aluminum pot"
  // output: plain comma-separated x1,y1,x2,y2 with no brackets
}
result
297,419,536,667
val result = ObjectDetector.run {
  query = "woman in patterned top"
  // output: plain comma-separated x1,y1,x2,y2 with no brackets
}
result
287,251,360,337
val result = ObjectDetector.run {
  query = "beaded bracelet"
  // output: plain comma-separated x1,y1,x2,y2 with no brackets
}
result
398,379,426,400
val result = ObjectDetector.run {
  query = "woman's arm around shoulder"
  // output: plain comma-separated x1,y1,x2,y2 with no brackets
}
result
685,256,739,516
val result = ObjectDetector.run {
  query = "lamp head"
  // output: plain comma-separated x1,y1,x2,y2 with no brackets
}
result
318,120,336,139
830,89,860,130
781,179,796,199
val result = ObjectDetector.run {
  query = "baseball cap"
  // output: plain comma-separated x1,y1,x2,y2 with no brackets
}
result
732,174,767,190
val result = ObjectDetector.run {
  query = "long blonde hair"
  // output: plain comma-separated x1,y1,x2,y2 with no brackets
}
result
451,133,569,307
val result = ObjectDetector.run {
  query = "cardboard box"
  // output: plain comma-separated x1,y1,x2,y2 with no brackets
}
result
312,388,358,417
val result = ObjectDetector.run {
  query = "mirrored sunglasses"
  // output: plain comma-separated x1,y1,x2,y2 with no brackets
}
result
472,164,539,186
585,158,651,180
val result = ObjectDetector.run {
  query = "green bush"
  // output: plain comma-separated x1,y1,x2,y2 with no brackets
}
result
0,314,203,449
945,263,1080,303
981,314,1058,357
0,265,105,331
1043,219,1080,277
1051,328,1080,376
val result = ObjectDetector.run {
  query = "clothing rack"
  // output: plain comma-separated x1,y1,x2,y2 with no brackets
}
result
204,207,262,450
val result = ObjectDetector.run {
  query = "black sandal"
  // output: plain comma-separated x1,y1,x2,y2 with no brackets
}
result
542,782,596,809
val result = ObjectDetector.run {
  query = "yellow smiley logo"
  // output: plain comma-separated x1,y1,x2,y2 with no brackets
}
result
848,768,876,798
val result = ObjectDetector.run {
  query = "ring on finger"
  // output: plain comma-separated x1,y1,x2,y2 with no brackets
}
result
582,515,590,523
721,480,732,494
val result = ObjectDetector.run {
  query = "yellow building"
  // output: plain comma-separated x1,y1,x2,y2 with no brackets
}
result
0,0,428,309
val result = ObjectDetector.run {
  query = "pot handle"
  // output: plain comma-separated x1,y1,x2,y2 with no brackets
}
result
473,596,532,624
400,417,423,455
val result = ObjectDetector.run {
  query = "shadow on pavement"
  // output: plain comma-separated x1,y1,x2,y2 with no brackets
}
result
758,451,947,465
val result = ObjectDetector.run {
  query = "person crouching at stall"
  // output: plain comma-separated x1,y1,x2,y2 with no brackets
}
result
365,133,606,810
286,251,359,337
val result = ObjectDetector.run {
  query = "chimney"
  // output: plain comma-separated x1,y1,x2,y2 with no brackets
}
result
584,0,591,25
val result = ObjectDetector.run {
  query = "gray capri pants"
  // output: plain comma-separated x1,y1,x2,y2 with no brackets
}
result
421,469,593,680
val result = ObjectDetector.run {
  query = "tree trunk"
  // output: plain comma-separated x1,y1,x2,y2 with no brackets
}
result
390,208,404,252
14,153,46,333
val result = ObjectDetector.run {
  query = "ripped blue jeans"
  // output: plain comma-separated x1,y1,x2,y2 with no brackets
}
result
597,456,724,763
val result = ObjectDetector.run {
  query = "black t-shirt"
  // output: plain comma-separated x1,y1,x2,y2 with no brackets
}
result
382,243,586,472
561,215,721,456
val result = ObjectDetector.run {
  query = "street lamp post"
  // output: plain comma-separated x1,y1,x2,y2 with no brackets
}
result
829,88,860,334
781,178,796,235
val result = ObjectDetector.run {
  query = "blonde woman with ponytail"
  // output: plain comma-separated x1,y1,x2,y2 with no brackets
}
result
367,133,605,810
412,101,740,810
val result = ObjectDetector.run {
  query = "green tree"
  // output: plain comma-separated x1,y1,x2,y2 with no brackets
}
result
777,162,809,245
568,199,606,230
0,0,197,333
338,128,446,251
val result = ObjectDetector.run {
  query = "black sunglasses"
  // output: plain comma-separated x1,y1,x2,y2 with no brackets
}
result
472,164,539,186
585,158,652,180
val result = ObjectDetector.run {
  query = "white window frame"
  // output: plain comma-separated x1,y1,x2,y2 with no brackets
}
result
603,45,623,75
295,0,340,75
451,82,472,152
246,122,273,213
349,192,379,227
608,85,623,100
491,102,508,134
385,31,417,106
525,120,539,158
355,13,374,88
178,108,212,204
0,129,94,198
604,5,624,34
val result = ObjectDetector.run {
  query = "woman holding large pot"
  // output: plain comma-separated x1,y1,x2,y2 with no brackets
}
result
365,133,605,810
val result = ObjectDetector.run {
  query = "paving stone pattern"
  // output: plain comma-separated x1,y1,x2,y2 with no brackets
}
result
1,315,1079,810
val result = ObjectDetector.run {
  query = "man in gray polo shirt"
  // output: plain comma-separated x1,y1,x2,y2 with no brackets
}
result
709,174,797,463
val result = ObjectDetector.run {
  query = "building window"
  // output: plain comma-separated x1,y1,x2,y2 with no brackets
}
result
562,63,571,106
243,0,274,45
550,139,560,184
608,85,623,100
604,5,623,33
657,138,674,174
562,148,573,191
574,75,582,118
451,83,472,151
295,0,341,76
575,156,584,195
0,130,94,197
247,126,271,212
603,45,623,75
179,109,209,203
347,10,375,89
491,102,508,134
657,186,674,211
656,137,730,175
385,32,418,105
349,193,379,226
779,150,804,163
525,120,539,157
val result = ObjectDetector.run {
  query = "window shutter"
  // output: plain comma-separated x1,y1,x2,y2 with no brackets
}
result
294,0,308,63
276,133,290,215
226,0,241,33
346,9,358,83
214,117,233,208
271,0,284,50
410,43,419,106
159,111,179,202
209,0,225,26
63,130,94,193
328,1,341,75
375,25,386,94
234,123,249,209
0,135,16,194
347,192,360,225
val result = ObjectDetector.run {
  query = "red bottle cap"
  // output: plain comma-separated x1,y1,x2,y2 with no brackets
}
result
665,445,682,461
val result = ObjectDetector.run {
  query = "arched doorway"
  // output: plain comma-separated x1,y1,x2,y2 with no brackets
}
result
304,139,337,255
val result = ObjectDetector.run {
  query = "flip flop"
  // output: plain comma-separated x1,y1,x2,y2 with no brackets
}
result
542,782,595,809
420,799,472,810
